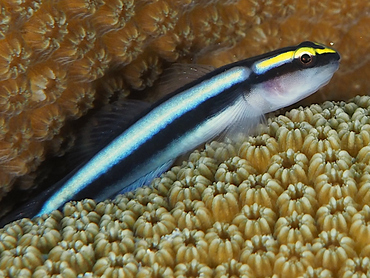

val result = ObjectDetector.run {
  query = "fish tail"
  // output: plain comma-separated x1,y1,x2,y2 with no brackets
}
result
0,184,56,228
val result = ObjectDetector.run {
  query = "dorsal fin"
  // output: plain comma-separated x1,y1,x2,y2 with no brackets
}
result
66,99,151,167
152,63,216,100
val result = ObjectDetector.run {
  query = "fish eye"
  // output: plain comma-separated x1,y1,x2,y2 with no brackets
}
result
299,52,315,67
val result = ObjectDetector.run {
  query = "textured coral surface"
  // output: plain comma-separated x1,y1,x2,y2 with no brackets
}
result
2,95,370,277
0,0,369,200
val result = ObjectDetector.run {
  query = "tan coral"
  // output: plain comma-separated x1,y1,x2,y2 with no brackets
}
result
338,257,370,278
205,222,244,267
133,207,176,238
92,252,138,277
276,182,318,217
171,200,214,231
133,237,175,268
0,245,44,273
356,172,370,207
214,156,254,186
33,260,76,278
171,228,208,265
271,120,313,153
187,156,219,182
5,96,370,276
316,197,357,233
274,242,316,278
313,168,357,205
267,149,309,188
301,126,342,159
202,181,239,223
312,229,356,272
136,262,173,277
60,202,100,245
349,205,370,250
213,259,255,278
298,266,334,278
93,227,135,259
240,234,279,277
274,211,317,245
17,225,61,254
47,240,95,274
204,141,238,163
307,148,354,181
233,203,277,238
168,171,211,208
238,173,284,210
337,121,370,157
238,134,279,173
174,259,213,277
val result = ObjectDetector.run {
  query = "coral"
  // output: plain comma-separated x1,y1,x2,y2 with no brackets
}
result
240,234,278,277
174,259,213,277
171,228,208,264
267,149,309,188
0,0,368,203
171,200,214,231
312,229,356,272
238,172,284,210
0,245,43,272
233,203,277,238
298,266,334,278
133,237,175,267
338,257,370,278
316,196,357,233
93,226,135,259
238,134,279,172
133,207,176,239
205,222,244,267
5,95,370,275
276,182,318,216
213,259,255,278
274,211,317,244
214,156,254,185
313,168,357,205
274,242,315,278
202,181,239,223
349,205,370,250
33,260,77,278
47,240,95,274
92,253,138,277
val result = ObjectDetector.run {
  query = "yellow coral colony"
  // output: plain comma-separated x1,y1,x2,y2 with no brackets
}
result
2,96,370,276
0,0,369,201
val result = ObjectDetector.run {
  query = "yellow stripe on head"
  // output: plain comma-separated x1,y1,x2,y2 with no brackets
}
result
293,47,316,60
313,42,337,55
252,41,338,75
315,48,337,55
253,51,295,74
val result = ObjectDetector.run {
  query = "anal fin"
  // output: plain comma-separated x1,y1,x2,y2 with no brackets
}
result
117,160,175,195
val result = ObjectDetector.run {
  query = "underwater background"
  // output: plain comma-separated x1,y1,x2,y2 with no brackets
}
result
0,0,370,276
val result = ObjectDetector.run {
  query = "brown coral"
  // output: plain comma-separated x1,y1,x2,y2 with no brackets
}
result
0,0,368,203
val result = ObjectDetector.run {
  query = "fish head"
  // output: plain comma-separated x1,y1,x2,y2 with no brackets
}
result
250,41,341,112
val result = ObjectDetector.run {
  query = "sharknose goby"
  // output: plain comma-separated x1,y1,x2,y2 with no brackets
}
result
0,41,340,226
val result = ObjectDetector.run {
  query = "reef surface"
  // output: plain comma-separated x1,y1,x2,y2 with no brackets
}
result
1,95,370,277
